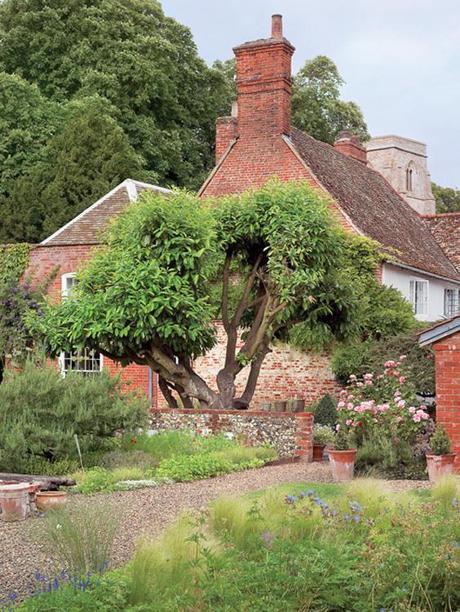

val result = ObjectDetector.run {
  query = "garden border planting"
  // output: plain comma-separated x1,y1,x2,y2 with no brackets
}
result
149,409,313,460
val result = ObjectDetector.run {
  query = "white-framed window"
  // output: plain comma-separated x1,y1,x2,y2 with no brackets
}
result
444,289,460,317
59,349,103,377
409,279,428,316
61,273,77,298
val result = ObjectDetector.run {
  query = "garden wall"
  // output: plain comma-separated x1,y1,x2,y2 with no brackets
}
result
150,409,314,461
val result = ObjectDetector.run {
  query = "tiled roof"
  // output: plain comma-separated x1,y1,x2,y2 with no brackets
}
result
422,212,460,272
290,128,460,282
40,179,170,247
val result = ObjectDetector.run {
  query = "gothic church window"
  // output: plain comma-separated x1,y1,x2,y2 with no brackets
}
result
406,166,413,192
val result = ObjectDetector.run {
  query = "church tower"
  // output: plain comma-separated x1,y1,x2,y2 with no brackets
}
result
366,135,436,215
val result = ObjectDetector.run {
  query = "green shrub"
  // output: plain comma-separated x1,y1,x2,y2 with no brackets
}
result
156,453,233,481
100,450,157,471
121,430,195,460
313,424,335,446
310,394,337,426
73,467,116,494
429,424,452,455
0,361,149,472
37,505,118,578
332,329,435,394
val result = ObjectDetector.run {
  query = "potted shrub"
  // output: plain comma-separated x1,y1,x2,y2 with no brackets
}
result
312,424,334,461
328,428,357,482
426,424,456,483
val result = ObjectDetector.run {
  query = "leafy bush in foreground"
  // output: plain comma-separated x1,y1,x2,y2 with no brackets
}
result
0,361,149,472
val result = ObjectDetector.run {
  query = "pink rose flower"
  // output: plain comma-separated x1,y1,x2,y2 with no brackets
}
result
399,376,406,384
397,399,406,408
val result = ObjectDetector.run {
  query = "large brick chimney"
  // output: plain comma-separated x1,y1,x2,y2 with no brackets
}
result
214,15,295,161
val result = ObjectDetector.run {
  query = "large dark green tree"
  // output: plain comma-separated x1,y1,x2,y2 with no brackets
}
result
292,56,369,144
0,0,229,242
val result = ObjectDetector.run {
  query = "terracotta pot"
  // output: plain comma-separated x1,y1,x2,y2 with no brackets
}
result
312,443,326,462
426,453,456,483
0,482,31,522
36,491,68,512
328,449,357,482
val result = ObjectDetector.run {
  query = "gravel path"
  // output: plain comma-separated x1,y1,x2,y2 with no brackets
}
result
0,462,430,600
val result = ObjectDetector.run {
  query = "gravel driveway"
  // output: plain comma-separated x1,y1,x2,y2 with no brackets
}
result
0,462,430,601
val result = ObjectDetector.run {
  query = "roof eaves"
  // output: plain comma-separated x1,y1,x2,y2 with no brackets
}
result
419,315,460,346
387,260,460,284
198,139,238,197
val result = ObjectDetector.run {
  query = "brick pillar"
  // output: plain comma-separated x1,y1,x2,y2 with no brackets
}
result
433,330,460,471
294,412,314,462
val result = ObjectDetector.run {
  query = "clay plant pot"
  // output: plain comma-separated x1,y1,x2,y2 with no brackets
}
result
426,453,456,483
328,449,357,482
312,443,326,462
0,482,31,522
36,491,68,512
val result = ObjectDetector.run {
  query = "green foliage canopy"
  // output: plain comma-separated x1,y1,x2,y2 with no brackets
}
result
31,181,360,409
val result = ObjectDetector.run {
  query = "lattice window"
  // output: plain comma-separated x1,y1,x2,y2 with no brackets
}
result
59,348,102,377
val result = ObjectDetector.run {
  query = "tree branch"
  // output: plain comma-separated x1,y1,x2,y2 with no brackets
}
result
221,254,232,332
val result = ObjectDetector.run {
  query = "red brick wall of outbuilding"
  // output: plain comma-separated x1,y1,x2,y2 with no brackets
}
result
432,330,460,470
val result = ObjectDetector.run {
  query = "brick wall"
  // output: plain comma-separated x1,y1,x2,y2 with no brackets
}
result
150,408,313,460
432,330,460,470
183,321,338,409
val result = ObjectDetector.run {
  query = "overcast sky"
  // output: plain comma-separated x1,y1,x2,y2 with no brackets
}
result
162,0,460,188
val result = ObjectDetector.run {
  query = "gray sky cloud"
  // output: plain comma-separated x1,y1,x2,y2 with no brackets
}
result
162,0,460,187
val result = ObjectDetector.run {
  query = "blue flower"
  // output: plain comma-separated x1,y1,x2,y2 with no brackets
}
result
353,515,361,523
344,513,351,522
306,489,316,497
285,495,298,504
349,500,362,514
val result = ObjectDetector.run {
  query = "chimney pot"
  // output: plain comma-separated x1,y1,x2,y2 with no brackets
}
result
271,14,283,38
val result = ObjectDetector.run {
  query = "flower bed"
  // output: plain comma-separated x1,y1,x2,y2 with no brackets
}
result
14,477,460,611
336,356,435,478
70,431,278,494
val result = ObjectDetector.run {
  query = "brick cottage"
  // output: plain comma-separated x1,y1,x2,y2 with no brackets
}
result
28,15,460,413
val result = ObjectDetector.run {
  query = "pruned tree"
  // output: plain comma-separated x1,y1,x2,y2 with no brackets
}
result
31,181,359,409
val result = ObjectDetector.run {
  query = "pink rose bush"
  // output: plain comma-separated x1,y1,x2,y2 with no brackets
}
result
337,355,434,476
